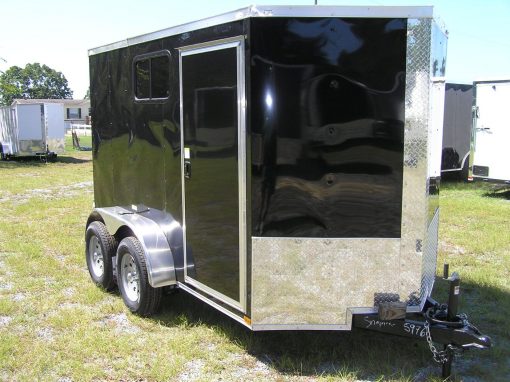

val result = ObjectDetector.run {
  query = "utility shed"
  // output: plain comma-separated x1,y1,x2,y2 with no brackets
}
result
87,5,447,329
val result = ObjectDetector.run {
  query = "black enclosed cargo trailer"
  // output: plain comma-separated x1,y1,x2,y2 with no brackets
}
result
85,6,489,378
441,83,473,179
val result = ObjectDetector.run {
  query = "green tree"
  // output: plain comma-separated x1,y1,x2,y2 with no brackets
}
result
0,57,5,74
0,63,73,106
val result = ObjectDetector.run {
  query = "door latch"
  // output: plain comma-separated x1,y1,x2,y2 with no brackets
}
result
184,160,191,179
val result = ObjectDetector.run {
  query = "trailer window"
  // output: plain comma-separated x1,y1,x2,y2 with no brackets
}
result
135,60,150,99
133,51,170,101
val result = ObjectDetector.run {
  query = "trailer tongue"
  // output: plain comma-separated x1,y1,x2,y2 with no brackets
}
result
354,265,491,379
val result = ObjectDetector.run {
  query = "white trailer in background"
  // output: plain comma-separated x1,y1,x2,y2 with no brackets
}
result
0,102,65,159
470,79,510,184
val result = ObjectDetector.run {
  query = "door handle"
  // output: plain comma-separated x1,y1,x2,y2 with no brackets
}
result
184,160,192,179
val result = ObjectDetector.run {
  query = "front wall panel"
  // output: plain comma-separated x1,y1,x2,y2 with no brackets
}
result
251,17,442,325
250,17,407,238
252,238,400,325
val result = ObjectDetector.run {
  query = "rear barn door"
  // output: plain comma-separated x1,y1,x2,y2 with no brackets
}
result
179,37,246,311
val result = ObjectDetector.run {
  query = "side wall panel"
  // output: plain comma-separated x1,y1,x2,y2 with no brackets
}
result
90,21,246,224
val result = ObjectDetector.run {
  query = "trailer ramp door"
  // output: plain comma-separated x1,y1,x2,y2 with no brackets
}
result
180,37,246,312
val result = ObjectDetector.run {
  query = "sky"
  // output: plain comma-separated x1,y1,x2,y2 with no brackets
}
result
1,0,509,99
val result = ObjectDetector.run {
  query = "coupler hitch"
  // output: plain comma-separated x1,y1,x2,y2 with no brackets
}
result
353,265,491,379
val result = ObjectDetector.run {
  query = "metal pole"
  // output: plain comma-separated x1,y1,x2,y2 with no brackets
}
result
441,346,454,380
447,273,460,321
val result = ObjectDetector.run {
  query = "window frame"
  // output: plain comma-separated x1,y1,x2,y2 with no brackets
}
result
132,50,171,103
66,107,82,119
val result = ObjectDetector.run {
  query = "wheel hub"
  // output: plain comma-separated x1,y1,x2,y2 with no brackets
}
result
88,236,104,277
121,254,140,302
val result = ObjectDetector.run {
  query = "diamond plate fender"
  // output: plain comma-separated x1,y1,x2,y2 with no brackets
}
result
89,206,180,288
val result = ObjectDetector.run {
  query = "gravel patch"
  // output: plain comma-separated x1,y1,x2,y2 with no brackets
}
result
439,240,466,256
0,181,93,204
216,353,274,381
178,359,204,382
100,313,141,334
0,316,13,327
44,276,56,286
12,293,26,301
37,327,55,342
58,302,84,310
62,287,76,297
0,282,13,291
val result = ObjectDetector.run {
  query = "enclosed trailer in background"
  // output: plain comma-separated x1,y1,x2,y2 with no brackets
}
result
0,102,65,159
441,83,473,179
85,6,489,378
470,79,510,183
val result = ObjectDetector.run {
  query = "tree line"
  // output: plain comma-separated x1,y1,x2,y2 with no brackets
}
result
0,63,73,106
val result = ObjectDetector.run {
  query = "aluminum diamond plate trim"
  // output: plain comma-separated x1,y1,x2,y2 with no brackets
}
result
421,209,439,302
251,238,401,326
399,18,433,306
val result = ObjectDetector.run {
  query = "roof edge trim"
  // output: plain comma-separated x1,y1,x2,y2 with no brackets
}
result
88,5,435,56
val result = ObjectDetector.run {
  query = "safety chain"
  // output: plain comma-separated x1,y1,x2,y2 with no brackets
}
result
423,320,452,364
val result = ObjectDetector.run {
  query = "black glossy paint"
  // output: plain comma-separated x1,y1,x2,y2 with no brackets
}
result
89,15,415,313
90,21,246,220
249,18,407,238
89,20,246,301
182,47,240,302
442,83,473,172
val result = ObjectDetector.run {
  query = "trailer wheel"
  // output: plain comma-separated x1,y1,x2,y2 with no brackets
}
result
117,237,162,316
85,221,116,291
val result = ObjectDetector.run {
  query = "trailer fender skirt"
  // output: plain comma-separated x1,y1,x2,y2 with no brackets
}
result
92,207,178,288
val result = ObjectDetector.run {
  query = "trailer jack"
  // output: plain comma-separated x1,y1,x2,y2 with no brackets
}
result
353,265,491,380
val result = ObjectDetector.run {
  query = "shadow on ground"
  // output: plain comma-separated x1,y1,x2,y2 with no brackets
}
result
138,276,504,381
0,154,90,167
483,187,510,200
56,155,91,164
151,292,429,380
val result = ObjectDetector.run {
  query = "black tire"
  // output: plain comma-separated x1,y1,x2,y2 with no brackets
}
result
85,221,116,291
116,237,162,316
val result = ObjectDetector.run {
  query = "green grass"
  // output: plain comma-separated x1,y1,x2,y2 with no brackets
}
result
433,181,510,380
0,154,508,381
64,133,92,153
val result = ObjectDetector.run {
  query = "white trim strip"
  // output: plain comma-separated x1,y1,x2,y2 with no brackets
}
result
178,283,250,328
89,5,435,56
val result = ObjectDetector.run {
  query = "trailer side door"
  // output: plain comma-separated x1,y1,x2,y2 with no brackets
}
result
472,81,510,181
179,37,246,312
